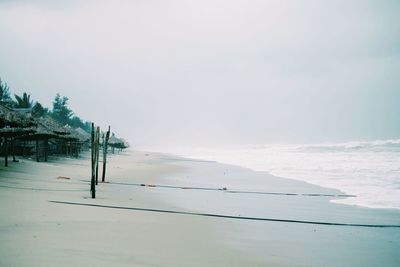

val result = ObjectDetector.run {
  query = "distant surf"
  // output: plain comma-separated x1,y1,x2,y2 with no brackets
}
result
181,140,400,210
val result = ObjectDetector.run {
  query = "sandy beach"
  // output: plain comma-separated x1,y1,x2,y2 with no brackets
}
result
0,150,399,267
2,1,399,266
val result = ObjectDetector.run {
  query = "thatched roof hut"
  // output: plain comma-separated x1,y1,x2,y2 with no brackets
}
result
0,104,36,138
0,126,35,138
0,104,37,165
17,116,69,141
63,125,90,142
108,135,122,146
38,117,70,136
0,104,36,128
108,134,129,149
74,127,91,142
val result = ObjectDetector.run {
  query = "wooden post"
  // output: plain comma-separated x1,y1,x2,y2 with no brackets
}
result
75,142,79,157
22,140,26,158
90,123,96,199
36,139,39,162
12,138,17,162
95,127,100,185
4,138,8,167
102,126,110,182
44,138,48,162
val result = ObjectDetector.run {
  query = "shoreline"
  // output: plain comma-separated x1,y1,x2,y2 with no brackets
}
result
0,150,399,266
156,152,400,213
168,142,400,211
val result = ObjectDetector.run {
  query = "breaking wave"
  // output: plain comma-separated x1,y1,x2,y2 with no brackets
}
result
185,140,400,210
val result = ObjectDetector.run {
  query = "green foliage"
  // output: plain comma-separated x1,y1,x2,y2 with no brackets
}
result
0,78,13,107
0,78,11,101
83,122,91,132
69,116,92,132
1,78,91,133
51,93,73,125
14,92,33,108
69,116,85,128
49,93,91,132
32,102,48,118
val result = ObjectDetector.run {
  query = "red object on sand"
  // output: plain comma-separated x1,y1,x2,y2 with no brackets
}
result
57,176,71,180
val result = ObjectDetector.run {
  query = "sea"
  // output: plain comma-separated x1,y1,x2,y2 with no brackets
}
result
179,139,400,210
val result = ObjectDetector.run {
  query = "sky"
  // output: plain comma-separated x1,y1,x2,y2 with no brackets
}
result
0,0,399,149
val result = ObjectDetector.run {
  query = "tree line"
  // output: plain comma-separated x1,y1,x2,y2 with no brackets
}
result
0,77,91,132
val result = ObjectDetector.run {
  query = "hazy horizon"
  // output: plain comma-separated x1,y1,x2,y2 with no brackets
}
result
1,0,399,149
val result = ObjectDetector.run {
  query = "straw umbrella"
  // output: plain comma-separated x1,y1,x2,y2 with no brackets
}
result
108,134,129,153
0,104,36,166
17,116,70,162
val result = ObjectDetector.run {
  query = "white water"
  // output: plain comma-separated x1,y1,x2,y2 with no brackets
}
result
179,140,400,210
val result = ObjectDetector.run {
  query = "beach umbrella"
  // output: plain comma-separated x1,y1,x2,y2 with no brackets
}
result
0,104,36,166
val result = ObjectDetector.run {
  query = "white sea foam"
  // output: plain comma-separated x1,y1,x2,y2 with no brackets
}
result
181,140,400,210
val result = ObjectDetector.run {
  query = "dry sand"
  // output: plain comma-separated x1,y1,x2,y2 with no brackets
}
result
0,150,399,267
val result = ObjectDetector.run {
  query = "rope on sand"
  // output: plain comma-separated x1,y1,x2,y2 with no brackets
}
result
107,181,356,198
227,190,355,197
49,200,400,228
0,185,87,192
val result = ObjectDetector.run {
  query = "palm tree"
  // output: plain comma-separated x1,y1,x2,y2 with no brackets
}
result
14,92,33,108
51,93,73,124
32,102,48,117
0,78,13,107
0,78,10,101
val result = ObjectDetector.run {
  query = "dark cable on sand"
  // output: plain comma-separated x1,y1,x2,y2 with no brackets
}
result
106,181,356,198
0,177,355,197
49,200,400,228
0,184,87,192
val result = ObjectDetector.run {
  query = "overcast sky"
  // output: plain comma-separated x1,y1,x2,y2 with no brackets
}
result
0,0,399,149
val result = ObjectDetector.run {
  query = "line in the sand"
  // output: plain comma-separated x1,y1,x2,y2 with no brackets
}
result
49,200,400,228
0,185,87,192
160,157,216,163
105,181,356,198
0,177,87,186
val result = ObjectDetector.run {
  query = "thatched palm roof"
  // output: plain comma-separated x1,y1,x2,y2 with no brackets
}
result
37,116,70,136
108,135,122,145
18,116,70,140
108,135,129,149
63,125,90,142
0,104,37,137
75,127,91,141
0,126,35,137
0,104,36,128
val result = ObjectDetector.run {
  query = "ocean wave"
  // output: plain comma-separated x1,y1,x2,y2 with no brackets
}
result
294,139,400,153
185,139,400,210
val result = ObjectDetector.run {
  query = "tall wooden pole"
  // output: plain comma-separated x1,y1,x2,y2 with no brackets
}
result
35,140,39,162
95,127,100,185
44,138,48,162
90,123,96,199
12,138,17,162
102,126,110,182
4,138,8,167
22,140,26,158
75,142,79,157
